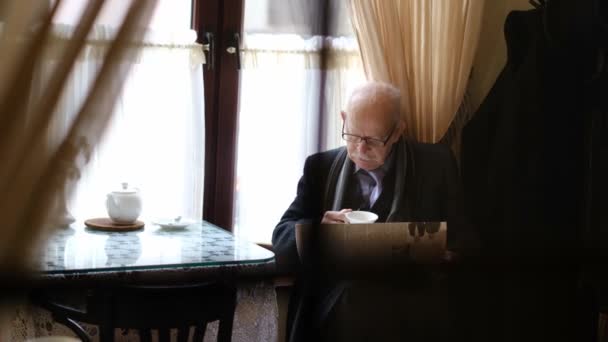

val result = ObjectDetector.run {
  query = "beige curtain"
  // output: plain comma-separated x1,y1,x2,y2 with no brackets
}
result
0,0,156,284
347,0,485,143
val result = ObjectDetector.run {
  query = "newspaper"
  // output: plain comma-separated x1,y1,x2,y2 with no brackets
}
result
296,222,447,268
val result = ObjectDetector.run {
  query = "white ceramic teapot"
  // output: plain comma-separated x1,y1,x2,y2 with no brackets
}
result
106,182,142,224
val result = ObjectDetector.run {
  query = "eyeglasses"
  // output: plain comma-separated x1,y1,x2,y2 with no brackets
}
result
341,121,397,148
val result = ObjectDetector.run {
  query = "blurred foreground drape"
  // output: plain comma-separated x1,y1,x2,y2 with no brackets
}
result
348,0,485,143
0,0,155,335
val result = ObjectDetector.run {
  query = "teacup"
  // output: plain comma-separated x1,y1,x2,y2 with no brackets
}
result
344,210,378,224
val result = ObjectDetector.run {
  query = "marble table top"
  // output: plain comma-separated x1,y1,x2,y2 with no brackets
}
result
37,220,275,275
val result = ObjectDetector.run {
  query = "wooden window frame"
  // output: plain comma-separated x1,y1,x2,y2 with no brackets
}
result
192,0,244,231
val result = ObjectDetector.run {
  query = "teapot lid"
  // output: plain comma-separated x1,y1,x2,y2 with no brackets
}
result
112,182,138,194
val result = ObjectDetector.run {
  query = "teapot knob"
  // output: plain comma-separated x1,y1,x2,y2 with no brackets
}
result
121,182,128,190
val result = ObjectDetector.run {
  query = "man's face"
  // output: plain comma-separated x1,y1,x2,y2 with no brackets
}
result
341,108,402,171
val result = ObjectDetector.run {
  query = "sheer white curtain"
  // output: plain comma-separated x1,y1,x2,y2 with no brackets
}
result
323,36,367,149
38,26,206,223
234,26,364,243
235,33,320,245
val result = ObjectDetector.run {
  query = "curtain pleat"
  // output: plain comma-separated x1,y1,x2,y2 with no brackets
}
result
348,0,484,143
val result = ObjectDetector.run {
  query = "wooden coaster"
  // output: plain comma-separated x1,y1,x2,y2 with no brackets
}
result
84,218,144,232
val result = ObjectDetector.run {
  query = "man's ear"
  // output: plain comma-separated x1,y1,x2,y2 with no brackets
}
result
340,110,346,122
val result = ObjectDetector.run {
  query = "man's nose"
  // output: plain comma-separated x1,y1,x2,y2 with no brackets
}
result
357,140,370,152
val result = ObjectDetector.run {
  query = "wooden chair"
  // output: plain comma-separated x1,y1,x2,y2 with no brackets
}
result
31,281,236,342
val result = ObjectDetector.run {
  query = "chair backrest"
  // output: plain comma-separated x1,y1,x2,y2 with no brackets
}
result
93,282,236,342
32,281,237,342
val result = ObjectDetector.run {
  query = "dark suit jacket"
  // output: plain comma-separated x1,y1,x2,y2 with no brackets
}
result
272,138,476,341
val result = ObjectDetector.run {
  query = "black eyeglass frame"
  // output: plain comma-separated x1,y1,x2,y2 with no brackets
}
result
341,121,397,147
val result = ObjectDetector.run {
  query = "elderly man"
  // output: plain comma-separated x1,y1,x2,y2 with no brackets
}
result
273,81,475,341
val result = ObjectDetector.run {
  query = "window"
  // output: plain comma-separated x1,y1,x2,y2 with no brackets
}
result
190,0,364,241
232,0,365,243
47,1,206,223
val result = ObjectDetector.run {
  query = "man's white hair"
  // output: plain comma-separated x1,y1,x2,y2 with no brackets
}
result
345,81,401,122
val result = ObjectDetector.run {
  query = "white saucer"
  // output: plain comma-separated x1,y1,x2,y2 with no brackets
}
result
152,218,197,230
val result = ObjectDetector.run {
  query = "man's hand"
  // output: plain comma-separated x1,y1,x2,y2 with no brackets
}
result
321,209,352,224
